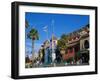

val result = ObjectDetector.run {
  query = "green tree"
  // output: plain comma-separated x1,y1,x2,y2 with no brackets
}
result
57,39,66,50
57,34,68,50
27,28,39,62
61,34,68,41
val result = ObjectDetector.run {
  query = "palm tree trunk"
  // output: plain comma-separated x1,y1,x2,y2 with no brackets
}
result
32,40,34,66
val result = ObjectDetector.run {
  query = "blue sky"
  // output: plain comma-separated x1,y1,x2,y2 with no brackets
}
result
25,12,89,56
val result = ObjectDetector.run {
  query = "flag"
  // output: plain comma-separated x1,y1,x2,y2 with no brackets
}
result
43,26,48,32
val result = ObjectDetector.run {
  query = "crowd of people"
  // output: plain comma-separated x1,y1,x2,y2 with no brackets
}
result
32,40,63,67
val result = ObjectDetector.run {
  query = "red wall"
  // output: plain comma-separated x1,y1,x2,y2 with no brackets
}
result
63,48,75,60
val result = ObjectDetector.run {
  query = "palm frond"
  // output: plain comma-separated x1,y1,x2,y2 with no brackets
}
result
27,28,39,40
25,20,29,28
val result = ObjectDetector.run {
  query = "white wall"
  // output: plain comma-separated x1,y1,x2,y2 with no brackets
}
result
0,0,99,81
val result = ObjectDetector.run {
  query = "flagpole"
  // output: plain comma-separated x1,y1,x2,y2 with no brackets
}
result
51,19,56,66
52,20,54,36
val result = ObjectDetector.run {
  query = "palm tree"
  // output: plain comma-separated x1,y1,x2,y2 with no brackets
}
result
27,28,39,65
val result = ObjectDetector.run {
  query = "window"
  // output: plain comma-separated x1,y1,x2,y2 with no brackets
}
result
84,40,89,49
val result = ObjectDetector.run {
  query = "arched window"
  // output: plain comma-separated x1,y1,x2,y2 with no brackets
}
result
84,40,89,49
